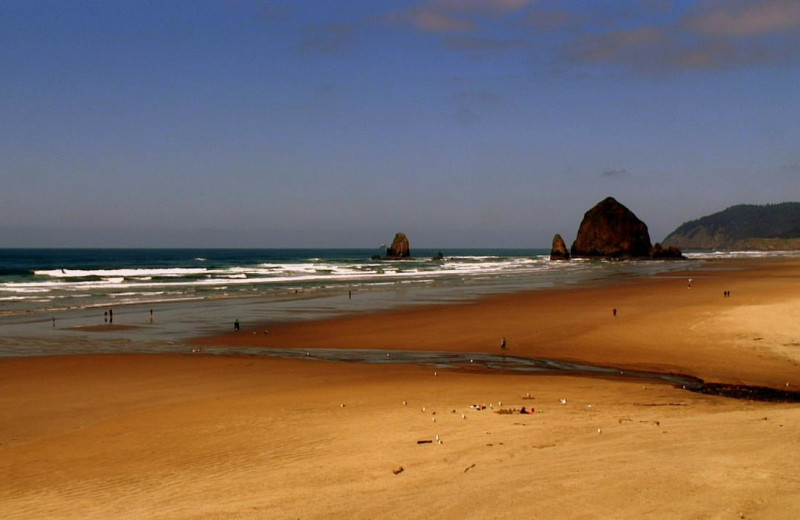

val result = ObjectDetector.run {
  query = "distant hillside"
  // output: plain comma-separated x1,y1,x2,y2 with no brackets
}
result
662,203,800,250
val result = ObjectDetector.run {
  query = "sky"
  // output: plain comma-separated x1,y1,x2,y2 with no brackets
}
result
1,0,799,248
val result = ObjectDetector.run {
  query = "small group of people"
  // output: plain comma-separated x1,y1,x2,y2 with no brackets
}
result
723,290,732,298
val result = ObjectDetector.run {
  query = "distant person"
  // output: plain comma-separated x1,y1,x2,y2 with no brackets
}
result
104,311,108,323
348,290,352,300
613,308,617,317
52,317,56,328
234,318,240,332
109,308,113,323
149,309,154,322
501,337,507,350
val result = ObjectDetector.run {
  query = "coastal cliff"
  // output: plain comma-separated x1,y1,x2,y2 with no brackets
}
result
663,203,800,250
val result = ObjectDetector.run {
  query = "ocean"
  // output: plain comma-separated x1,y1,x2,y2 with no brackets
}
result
0,248,699,357
0,248,701,316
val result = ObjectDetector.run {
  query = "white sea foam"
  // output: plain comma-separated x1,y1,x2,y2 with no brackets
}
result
35,268,209,278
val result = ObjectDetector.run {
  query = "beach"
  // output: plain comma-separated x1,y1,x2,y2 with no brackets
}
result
2,257,800,518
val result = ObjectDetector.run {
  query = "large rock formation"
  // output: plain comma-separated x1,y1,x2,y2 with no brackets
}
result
550,234,570,261
570,197,653,259
385,232,411,258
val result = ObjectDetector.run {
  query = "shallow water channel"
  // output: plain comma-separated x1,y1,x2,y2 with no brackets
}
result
197,347,800,403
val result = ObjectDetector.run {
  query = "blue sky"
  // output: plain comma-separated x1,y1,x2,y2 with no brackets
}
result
1,0,799,248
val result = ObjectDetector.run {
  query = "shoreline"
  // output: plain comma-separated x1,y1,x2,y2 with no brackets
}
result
3,256,800,518
193,256,800,388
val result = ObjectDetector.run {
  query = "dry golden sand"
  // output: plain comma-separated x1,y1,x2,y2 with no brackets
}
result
2,258,800,519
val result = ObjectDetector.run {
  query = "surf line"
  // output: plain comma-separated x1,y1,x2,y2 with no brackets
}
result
198,347,800,403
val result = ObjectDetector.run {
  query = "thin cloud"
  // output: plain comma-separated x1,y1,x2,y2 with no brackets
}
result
454,91,503,105
781,162,800,173
561,1,800,74
521,8,587,31
444,35,527,51
454,107,480,125
297,23,355,54
600,169,628,177
389,0,535,34
408,8,475,32
687,0,800,36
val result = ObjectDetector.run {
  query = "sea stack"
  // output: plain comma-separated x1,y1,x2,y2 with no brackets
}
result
550,234,570,261
385,232,411,259
570,197,653,259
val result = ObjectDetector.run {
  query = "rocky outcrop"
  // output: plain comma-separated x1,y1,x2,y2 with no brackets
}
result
570,197,654,259
652,243,684,259
549,234,570,261
385,232,411,258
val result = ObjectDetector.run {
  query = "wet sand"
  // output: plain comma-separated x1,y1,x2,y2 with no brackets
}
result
196,257,800,388
2,257,800,518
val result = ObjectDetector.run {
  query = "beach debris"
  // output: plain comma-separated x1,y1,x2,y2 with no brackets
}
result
560,398,567,405
393,466,405,475
417,440,433,444
464,463,476,473
494,408,519,414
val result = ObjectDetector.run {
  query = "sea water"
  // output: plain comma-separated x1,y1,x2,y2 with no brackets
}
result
0,248,698,357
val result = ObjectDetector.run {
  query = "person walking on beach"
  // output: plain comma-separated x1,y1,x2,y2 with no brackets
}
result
234,318,240,332
501,337,507,350
109,308,113,324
